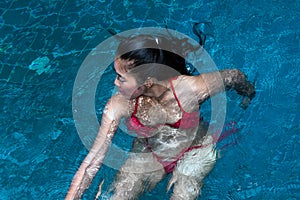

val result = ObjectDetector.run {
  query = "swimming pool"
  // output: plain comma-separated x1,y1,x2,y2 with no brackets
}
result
0,0,299,199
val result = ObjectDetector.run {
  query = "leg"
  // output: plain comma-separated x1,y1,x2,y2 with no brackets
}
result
110,159,165,200
170,174,202,200
168,135,216,200
110,138,166,200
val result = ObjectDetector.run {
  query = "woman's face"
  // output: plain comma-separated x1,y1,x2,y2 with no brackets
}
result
114,58,145,99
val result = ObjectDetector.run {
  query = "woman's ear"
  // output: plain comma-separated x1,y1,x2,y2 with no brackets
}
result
144,77,154,88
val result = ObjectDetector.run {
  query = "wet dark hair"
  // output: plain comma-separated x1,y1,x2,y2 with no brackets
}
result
114,25,207,83
116,35,190,76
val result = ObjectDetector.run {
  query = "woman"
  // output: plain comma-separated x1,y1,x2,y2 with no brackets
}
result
66,33,255,200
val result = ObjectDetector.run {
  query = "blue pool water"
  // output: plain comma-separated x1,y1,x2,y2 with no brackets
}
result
0,0,299,199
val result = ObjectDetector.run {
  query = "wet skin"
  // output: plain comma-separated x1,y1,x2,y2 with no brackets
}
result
65,59,255,199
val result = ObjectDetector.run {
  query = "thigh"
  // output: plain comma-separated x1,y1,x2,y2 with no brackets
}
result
168,135,216,199
110,138,166,200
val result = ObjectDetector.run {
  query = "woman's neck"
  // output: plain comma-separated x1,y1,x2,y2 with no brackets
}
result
143,80,169,99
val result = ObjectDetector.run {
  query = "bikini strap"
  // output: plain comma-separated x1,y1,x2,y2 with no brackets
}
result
132,98,139,115
169,77,185,112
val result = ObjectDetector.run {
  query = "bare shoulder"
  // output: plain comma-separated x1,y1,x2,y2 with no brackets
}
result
106,94,131,119
176,75,207,93
176,75,209,104
169,75,205,107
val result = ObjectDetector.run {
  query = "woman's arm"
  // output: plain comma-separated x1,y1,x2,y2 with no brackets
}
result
191,69,255,106
65,95,129,200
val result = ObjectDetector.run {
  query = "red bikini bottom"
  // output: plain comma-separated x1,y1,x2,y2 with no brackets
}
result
132,121,238,174
145,140,206,174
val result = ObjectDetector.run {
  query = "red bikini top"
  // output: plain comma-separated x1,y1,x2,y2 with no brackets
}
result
127,77,199,137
